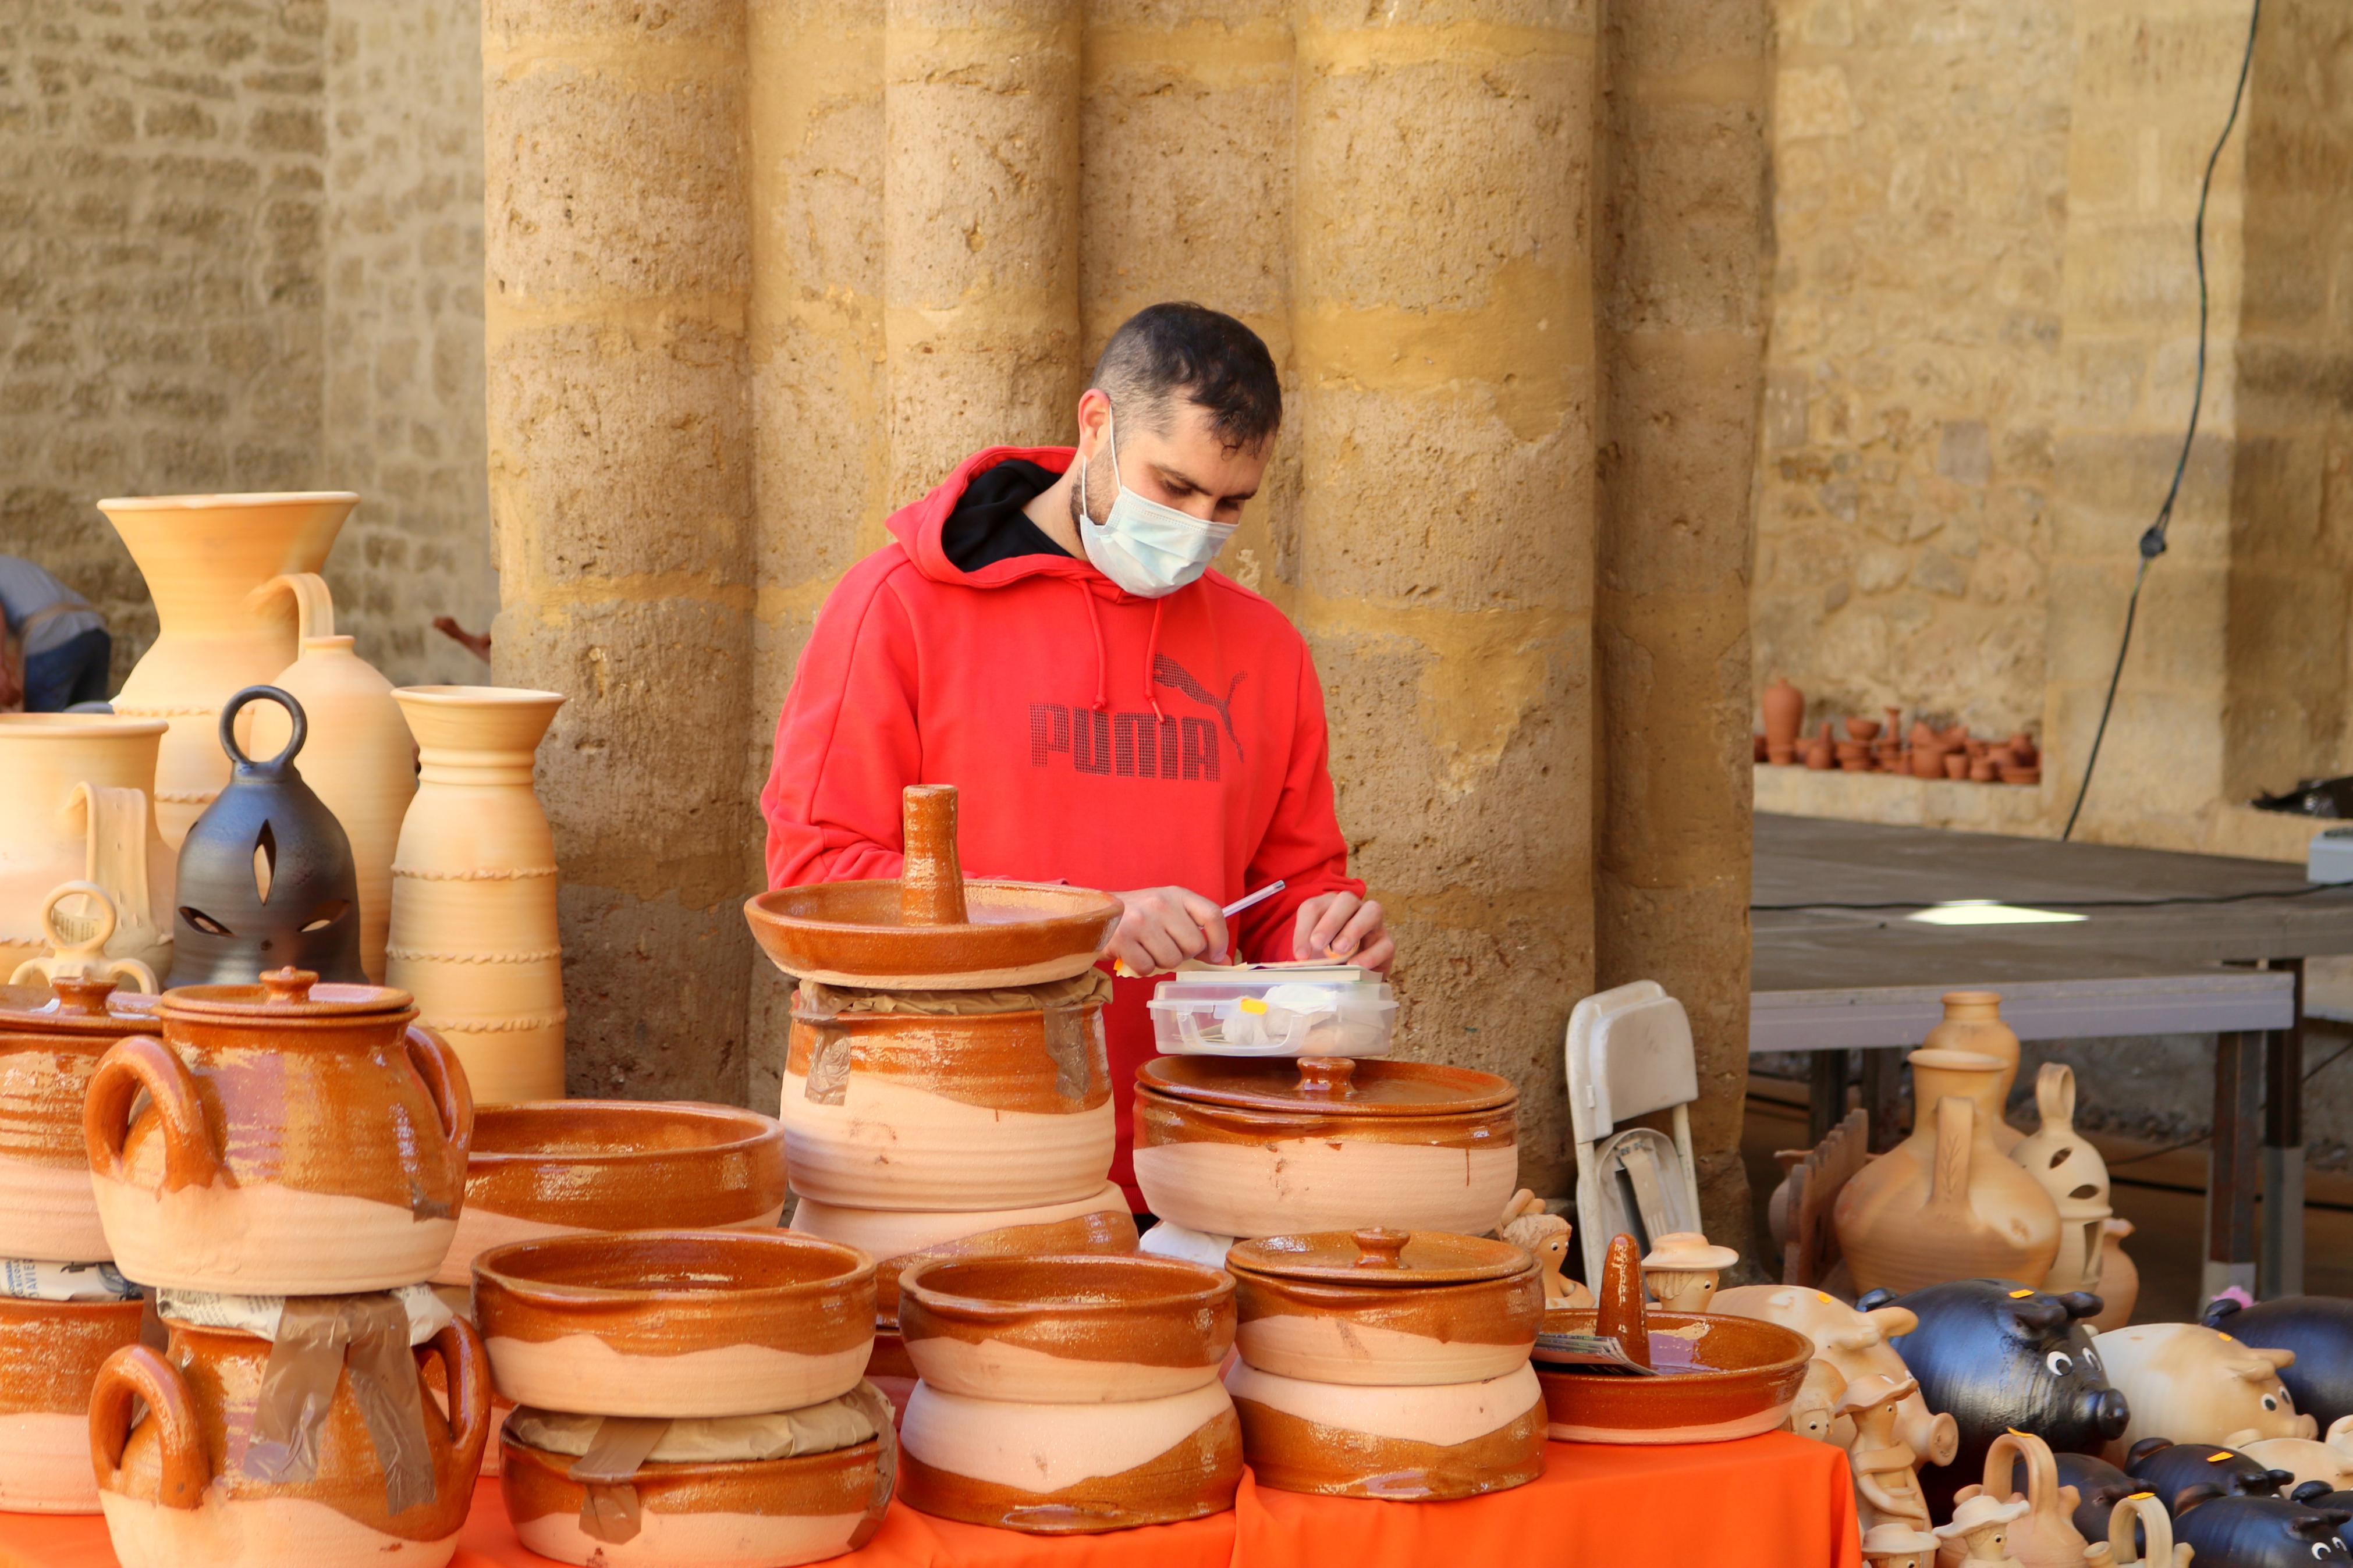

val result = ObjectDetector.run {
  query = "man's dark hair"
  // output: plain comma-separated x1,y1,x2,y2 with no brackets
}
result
1089,303,1282,454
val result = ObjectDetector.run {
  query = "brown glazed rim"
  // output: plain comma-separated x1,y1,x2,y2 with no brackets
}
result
467,1100,784,1169
899,1253,1233,1328
746,880,1124,941
1137,1055,1517,1117
474,1229,876,1309
1534,1306,1816,1386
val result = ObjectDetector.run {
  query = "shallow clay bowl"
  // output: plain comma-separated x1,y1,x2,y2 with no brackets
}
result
1532,1306,1812,1444
435,1100,788,1285
898,1253,1234,1403
473,1229,876,1419
743,880,1123,990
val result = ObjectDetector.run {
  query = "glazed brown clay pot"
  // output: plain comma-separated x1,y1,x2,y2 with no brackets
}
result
82,967,473,1293
0,975,156,1261
434,1100,789,1287
1131,1055,1518,1238
1922,991,2024,1150
0,1293,144,1512
790,1185,1139,1326
473,1229,876,1419
1226,1228,1543,1387
1225,1360,1547,1499
90,1315,491,1568
899,1253,1232,1403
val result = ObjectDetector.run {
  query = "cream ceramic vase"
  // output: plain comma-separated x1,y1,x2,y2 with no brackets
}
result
0,715,176,984
385,687,567,1106
2011,1064,2111,1295
1832,1049,2061,1295
98,492,355,849
246,575,415,983
1922,992,2024,1151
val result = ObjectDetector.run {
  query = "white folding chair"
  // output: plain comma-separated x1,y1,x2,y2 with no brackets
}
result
1567,980,1705,1287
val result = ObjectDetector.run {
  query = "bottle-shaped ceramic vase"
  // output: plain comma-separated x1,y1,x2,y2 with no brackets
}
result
1763,678,1805,765
1832,1049,2061,1296
385,686,567,1106
97,492,356,849
2010,1063,2112,1295
0,714,176,984
244,574,415,983
1922,991,2024,1151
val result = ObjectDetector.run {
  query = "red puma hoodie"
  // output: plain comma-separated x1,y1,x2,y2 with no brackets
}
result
760,445,1364,1209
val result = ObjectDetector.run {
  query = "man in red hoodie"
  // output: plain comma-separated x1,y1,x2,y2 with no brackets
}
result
761,303,1390,1210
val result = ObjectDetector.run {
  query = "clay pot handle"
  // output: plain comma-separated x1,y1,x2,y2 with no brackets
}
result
1983,1429,2059,1514
256,572,338,642
2036,1062,2076,1130
83,1035,220,1192
1351,1228,1408,1270
1926,1094,1975,1218
1595,1232,1652,1368
1295,1056,1357,1095
2109,1492,2173,1566
404,1024,476,1160
219,684,307,773
420,1317,494,1481
88,1344,207,1510
8,881,158,993
898,785,969,927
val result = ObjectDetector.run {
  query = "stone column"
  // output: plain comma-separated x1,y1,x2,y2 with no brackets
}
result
1291,2,1599,1196
1591,0,1772,1251
482,0,757,1101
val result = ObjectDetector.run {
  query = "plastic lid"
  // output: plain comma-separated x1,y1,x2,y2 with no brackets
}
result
166,966,413,1018
1227,1227,1534,1286
1138,1054,1516,1116
0,976,157,1035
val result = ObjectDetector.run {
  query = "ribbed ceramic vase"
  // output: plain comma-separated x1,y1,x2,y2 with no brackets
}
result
0,716,176,983
246,575,415,982
385,687,567,1105
98,492,355,848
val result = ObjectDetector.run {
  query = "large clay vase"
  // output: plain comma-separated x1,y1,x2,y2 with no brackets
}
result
98,492,356,849
1833,1049,2061,1295
2011,1064,2111,1295
0,714,175,984
385,687,566,1107
246,575,415,983
1921,993,2024,1150
1763,677,1805,765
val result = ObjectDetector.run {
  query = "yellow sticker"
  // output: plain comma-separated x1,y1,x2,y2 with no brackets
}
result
2008,1289,2035,1299
1818,1293,1834,1304
2210,1452,2233,1463
1238,997,1268,1015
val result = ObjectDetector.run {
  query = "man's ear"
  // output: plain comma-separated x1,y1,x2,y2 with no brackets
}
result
1075,386,1113,457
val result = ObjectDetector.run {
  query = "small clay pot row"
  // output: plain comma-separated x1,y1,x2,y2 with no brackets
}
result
1758,714,2042,785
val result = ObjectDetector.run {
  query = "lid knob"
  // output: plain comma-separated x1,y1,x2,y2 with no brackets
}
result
1351,1228,1408,1270
1296,1055,1357,1095
49,974,118,1017
260,968,318,1006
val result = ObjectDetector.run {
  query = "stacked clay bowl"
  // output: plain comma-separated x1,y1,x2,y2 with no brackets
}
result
895,1253,1243,1533
0,1288,144,1512
1133,1055,1520,1239
0,975,156,1263
1223,1228,1548,1500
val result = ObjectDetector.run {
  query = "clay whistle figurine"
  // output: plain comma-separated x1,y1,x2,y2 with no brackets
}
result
1641,1232,1739,1313
1936,1493,2031,1566
1862,1523,1942,1568
1499,1188,1592,1310
1790,1357,1849,1443
1841,1371,1933,1536
2096,1322,2315,1457
2233,1414,2353,1492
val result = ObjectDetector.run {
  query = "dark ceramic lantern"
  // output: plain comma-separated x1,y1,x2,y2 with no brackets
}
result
167,685,365,986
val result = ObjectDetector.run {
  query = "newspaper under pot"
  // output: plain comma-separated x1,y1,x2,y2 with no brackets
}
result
1,1257,141,1302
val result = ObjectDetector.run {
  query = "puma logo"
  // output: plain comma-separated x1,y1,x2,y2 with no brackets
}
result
1153,655,1244,760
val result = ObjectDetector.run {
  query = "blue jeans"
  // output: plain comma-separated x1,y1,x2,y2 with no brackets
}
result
23,627,112,711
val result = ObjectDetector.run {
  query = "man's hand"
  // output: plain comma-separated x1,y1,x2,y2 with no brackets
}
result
1107,887,1229,976
1293,891,1393,972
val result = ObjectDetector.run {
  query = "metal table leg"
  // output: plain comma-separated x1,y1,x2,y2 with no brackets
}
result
2263,958,2306,1298
2207,1029,2263,1304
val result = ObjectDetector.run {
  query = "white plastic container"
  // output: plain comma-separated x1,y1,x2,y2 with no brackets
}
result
1148,966,1397,1057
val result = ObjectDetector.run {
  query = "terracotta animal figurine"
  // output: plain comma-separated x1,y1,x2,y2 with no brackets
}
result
1641,1232,1738,1312
1866,1280,2128,1519
1865,1523,1944,1568
2206,1296,2353,1430
2042,1451,2141,1549
2233,1416,2353,1492
1790,1357,1848,1443
2125,1437,2294,1509
1951,1431,2092,1568
1842,1371,1933,1537
1497,1189,1591,1310
2292,1488,2353,1557
2171,1493,2352,1566
2096,1322,2315,1458
1937,1493,2031,1566
1716,1285,1960,1464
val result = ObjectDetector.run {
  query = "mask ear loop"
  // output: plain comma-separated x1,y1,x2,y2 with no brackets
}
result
1076,400,1121,532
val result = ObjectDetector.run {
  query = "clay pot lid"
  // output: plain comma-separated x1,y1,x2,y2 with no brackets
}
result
469,1100,784,1168
1227,1227,1534,1286
899,1252,1231,1321
165,966,413,1018
0,975,157,1034
1138,1054,1517,1117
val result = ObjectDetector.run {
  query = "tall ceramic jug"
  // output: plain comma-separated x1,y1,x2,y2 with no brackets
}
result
385,687,567,1106
1922,992,2024,1150
1833,1048,2061,1295
244,574,416,982
2011,1064,2111,1295
0,715,175,984
98,491,356,848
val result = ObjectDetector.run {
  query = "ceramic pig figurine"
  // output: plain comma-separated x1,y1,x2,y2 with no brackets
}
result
1865,1280,2130,1519
2125,1437,2294,1511
2095,1322,2316,1459
1717,1285,1960,1464
2208,1296,2353,1430
2235,1416,2353,1492
2171,1494,2352,1566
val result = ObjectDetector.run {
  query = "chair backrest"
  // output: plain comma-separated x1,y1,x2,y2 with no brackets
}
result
1568,982,1697,1142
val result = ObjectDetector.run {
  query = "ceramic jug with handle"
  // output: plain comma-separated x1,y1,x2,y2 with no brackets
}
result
1943,1431,2092,1568
0,714,175,984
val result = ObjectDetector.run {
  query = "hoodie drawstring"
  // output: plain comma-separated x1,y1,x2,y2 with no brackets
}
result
1145,599,1167,723
1075,581,1109,713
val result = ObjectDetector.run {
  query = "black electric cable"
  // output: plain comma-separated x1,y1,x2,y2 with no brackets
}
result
2061,0,2262,842
1752,880,2353,913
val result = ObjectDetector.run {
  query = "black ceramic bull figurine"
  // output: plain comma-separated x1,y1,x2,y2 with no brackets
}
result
2172,1492,2352,1565
2128,1437,2295,1512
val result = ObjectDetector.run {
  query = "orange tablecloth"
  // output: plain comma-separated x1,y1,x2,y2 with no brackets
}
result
0,1435,1859,1568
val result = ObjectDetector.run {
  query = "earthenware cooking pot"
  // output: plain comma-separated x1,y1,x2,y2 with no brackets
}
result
791,1184,1139,1326
471,1229,876,1420
898,1253,1233,1403
82,966,473,1293
0,975,156,1261
434,1100,789,1286
89,1313,491,1568
1131,1055,1519,1238
1226,1227,1543,1386
1223,1359,1548,1500
0,1293,144,1513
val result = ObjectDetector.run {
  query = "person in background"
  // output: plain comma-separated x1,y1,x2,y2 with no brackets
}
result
0,555,109,712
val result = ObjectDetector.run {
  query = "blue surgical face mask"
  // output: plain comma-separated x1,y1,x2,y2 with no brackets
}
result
1076,404,1236,598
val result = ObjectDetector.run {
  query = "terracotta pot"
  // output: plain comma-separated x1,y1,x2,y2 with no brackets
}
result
2009,733,2040,768
1226,1227,1542,1388
1833,1050,2060,1295
790,1184,1138,1326
0,1293,144,1512
897,1378,1240,1533
1943,751,1969,780
501,1424,889,1568
1971,754,1999,783
1714,1286,1960,1464
2096,1322,2316,1457
1848,718,1883,743
1131,1055,1519,1239
98,492,355,849
0,715,176,985
1912,744,1948,780
90,1314,491,1568
83,967,473,1292
2011,1064,2111,1295
434,1100,789,1287
1763,678,1805,764
1806,723,1836,769
384,687,567,1107
0,973,157,1261
2088,1219,2138,1331
472,1229,876,1419
899,1253,1232,1403
1921,993,2024,1150
247,576,414,983
780,995,1113,1211
1226,1360,1546,1499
